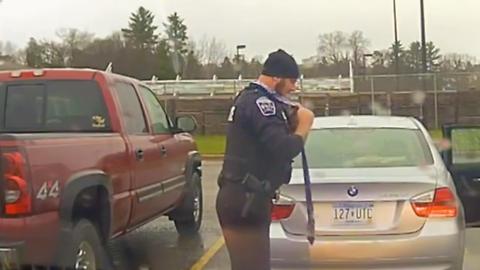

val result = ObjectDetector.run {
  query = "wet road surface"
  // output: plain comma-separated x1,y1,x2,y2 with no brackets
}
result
109,160,480,270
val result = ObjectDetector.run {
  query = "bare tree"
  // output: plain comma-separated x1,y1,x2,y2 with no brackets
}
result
56,28,94,50
348,30,370,68
441,53,477,72
12,49,26,65
56,28,94,66
0,41,17,56
196,35,228,65
370,50,390,74
195,36,208,64
252,55,264,63
317,31,349,64
41,40,68,67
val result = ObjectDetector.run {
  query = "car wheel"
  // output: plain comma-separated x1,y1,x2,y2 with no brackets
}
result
174,172,203,235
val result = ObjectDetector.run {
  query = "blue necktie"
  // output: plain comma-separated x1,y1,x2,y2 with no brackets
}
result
301,149,315,245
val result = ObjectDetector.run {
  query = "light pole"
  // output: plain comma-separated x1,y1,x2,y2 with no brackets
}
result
363,53,375,114
235,45,246,62
235,45,246,79
362,53,373,76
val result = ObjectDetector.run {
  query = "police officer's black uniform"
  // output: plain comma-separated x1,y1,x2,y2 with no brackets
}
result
216,50,304,270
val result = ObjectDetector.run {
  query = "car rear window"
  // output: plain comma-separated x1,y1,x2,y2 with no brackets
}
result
0,80,111,132
293,128,434,168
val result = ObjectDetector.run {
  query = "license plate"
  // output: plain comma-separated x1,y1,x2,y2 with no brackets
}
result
332,202,374,225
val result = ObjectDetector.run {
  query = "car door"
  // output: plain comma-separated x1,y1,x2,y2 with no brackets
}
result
442,124,480,224
137,85,188,212
112,81,169,226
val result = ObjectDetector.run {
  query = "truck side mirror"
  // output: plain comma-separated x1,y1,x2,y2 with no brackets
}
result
175,116,197,133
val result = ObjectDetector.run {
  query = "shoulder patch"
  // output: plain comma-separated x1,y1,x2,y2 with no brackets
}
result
256,96,276,116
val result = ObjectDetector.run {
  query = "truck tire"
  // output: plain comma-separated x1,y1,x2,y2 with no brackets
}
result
174,172,203,235
64,219,113,270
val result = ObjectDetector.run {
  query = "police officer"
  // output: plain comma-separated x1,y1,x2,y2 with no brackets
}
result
216,49,314,270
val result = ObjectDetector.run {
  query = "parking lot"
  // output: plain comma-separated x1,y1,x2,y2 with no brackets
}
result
107,160,480,270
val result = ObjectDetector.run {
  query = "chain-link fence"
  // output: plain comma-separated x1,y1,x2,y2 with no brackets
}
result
351,72,480,129
144,72,480,96
143,77,352,96
158,89,480,135
354,72,480,93
148,73,480,134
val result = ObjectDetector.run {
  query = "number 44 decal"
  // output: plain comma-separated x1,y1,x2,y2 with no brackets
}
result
36,181,60,200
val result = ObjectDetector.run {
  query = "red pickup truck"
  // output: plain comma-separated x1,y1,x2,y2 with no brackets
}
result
0,69,203,269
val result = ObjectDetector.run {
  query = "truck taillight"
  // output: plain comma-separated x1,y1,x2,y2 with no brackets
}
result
411,187,457,218
2,151,31,215
6,177,22,203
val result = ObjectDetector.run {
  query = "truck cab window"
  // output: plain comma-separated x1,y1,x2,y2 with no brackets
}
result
114,82,148,134
138,85,171,134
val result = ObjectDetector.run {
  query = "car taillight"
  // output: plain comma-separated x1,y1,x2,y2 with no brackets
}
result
2,151,31,215
271,194,295,221
272,204,295,220
411,187,457,218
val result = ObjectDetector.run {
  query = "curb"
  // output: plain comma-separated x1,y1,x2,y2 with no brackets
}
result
201,154,224,161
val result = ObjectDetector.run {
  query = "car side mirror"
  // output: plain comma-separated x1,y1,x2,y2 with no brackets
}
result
175,115,197,133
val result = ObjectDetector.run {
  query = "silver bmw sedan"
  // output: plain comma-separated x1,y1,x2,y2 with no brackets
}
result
270,116,465,270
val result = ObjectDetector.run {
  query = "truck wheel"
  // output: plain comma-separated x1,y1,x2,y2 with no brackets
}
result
174,172,203,235
65,219,113,270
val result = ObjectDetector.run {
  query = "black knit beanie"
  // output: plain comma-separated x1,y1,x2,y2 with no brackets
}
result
261,49,300,79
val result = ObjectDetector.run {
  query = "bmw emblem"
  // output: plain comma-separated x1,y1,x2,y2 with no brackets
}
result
347,186,359,197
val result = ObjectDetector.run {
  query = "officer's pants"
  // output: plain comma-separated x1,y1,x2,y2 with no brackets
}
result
216,181,272,270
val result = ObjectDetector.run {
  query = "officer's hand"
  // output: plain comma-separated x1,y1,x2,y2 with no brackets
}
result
294,106,314,141
296,106,314,124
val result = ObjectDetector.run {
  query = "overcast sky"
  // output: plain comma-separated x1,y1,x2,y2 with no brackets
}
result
1,0,479,61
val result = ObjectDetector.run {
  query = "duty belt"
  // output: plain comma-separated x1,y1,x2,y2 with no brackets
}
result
219,172,273,217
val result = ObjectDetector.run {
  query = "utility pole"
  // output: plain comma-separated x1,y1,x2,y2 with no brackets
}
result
420,0,428,120
393,0,399,75
393,0,400,93
420,0,428,74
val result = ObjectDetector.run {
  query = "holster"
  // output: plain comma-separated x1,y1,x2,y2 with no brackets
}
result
218,172,273,218
240,173,273,218
241,173,272,196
